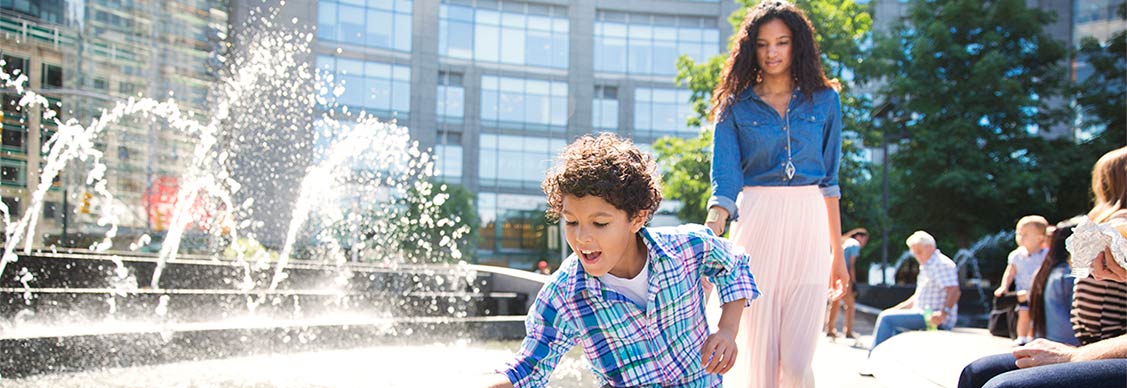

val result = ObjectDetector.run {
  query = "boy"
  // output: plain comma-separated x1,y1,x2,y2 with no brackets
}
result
484,133,759,388
994,215,1050,345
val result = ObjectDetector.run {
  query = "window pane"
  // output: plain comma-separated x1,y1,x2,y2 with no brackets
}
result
474,25,500,62
446,21,474,58
366,10,394,48
395,13,412,51
339,5,365,41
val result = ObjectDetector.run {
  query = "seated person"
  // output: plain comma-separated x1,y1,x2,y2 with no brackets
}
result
867,230,960,356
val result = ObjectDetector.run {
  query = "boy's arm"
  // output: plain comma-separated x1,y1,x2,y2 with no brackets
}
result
701,298,746,374
495,283,578,388
696,229,760,306
995,263,1015,296
480,376,514,388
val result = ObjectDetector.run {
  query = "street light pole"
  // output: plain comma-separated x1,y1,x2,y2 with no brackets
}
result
881,131,889,285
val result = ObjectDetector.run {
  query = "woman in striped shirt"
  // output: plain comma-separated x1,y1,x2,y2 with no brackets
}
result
958,147,1127,388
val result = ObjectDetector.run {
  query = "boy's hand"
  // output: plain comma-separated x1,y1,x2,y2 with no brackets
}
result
701,328,738,374
993,287,1005,297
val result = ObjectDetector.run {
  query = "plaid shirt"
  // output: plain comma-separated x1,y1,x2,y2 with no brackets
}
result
502,224,760,388
915,250,959,328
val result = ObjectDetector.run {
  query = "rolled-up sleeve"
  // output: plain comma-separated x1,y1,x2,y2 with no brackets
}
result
708,107,743,220
819,91,842,198
694,226,760,306
500,285,577,388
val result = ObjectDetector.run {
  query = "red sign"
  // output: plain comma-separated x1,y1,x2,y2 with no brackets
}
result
143,176,212,231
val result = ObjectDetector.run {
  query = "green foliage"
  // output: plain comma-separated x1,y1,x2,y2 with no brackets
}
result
653,130,713,223
861,0,1070,248
399,181,479,263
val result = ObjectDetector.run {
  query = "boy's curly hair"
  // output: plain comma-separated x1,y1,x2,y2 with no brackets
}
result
542,133,662,223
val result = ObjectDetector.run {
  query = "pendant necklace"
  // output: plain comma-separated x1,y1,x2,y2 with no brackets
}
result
783,91,796,180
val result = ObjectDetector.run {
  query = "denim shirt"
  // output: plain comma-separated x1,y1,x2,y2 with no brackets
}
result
708,86,842,220
1043,261,1079,345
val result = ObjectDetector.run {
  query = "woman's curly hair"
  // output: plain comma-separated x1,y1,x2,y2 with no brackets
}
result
542,133,662,223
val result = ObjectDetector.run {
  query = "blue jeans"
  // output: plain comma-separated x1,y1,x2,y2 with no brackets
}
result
959,353,1127,388
868,309,928,356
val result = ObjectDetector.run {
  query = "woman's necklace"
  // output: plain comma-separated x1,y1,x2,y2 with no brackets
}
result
759,84,797,180
781,91,796,180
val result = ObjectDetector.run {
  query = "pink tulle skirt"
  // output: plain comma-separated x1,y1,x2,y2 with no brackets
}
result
723,185,831,388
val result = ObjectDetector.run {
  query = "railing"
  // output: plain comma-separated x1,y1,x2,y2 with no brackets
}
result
0,14,76,49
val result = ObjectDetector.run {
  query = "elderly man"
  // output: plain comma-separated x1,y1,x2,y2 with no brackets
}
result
868,230,961,355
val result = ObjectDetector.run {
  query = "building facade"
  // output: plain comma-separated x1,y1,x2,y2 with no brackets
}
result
278,0,738,269
0,1,227,247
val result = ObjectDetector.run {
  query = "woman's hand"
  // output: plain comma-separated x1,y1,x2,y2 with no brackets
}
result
1090,249,1127,282
1012,339,1076,368
705,207,729,236
828,248,850,301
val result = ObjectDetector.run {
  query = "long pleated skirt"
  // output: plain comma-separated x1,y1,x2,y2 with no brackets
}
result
722,185,831,388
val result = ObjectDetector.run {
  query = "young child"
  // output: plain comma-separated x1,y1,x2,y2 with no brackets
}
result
484,133,759,388
994,215,1050,345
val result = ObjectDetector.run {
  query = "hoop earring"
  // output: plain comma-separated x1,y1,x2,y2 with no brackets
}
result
755,69,763,83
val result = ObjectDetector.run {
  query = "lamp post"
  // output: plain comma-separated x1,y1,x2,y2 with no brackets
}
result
870,98,907,285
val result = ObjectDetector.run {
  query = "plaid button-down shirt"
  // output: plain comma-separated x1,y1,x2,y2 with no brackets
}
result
502,224,760,388
915,250,959,329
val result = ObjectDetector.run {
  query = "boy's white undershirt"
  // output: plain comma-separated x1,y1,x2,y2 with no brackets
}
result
599,259,650,309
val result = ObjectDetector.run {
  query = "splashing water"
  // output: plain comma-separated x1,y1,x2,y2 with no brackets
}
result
0,6,470,308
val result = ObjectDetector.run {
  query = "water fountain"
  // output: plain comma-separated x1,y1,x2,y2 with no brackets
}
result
0,6,577,386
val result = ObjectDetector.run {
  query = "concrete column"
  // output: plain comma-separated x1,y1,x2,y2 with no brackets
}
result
567,0,597,139
463,66,482,194
411,0,441,150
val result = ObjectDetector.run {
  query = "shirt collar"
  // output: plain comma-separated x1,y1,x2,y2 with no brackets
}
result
569,227,676,301
738,85,803,102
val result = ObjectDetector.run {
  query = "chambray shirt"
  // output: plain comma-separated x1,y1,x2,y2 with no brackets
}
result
915,250,959,329
1042,261,1078,345
501,225,760,388
708,87,843,221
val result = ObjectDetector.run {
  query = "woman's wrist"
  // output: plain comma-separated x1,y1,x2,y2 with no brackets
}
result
706,207,728,223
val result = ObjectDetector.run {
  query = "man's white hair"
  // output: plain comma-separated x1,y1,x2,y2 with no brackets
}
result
905,230,936,248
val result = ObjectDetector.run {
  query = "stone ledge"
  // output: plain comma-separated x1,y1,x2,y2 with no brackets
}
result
869,329,1013,388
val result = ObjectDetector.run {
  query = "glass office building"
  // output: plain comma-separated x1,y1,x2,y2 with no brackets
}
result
0,1,227,245
300,0,732,269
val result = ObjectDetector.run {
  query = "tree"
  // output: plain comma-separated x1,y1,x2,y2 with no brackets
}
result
399,181,479,263
665,0,879,236
862,0,1069,247
653,130,713,224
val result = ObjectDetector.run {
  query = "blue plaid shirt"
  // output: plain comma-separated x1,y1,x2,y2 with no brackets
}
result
915,250,959,329
501,224,760,388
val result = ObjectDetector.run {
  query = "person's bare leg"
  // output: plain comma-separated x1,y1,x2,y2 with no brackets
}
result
826,299,840,336
844,292,856,338
1017,310,1032,340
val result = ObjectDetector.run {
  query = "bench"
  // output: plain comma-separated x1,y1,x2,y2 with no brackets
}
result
868,328,1014,387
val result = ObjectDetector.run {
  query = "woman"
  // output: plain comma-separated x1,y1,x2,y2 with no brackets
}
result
827,228,868,339
958,147,1127,388
1027,220,1078,346
703,2,849,387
